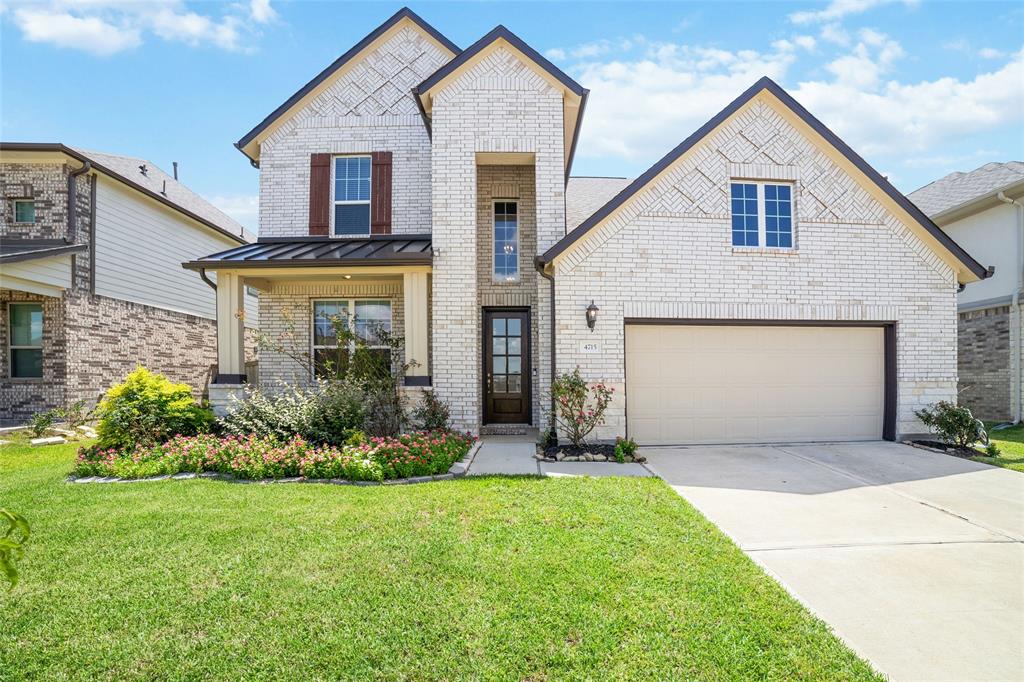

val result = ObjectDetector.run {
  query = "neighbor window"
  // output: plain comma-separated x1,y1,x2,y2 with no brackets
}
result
493,201,519,281
312,299,392,378
9,303,43,379
13,200,35,224
332,156,371,236
730,181,794,248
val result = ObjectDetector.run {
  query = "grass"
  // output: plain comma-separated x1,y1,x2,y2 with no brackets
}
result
975,422,1024,472
1,441,878,680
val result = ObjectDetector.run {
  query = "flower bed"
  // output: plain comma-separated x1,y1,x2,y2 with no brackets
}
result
73,431,475,482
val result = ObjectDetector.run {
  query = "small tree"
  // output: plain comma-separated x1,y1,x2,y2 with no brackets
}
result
915,401,988,449
549,367,614,448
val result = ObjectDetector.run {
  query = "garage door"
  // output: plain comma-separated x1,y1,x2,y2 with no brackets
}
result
625,324,885,445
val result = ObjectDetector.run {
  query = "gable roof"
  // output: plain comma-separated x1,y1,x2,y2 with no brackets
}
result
235,7,459,165
413,25,589,181
0,142,250,244
538,76,990,283
567,177,632,231
909,161,1024,222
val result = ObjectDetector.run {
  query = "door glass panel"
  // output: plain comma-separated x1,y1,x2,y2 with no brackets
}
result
507,337,521,355
507,375,521,393
508,356,521,375
493,356,506,374
492,337,506,354
508,318,521,336
493,375,507,393
493,318,506,335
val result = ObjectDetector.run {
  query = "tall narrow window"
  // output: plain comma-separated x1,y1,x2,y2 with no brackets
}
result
9,303,43,378
14,200,35,224
493,201,519,281
312,300,392,378
332,156,371,236
764,184,793,248
730,183,759,247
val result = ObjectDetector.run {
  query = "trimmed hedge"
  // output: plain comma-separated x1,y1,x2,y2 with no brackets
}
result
73,431,475,482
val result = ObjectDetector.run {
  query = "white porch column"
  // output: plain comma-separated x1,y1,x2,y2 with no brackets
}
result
403,272,429,379
215,271,246,381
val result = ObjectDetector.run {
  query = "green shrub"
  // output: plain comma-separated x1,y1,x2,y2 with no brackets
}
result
94,367,212,449
614,437,638,463
984,441,1001,457
413,390,451,431
58,399,92,430
0,509,30,588
218,381,365,446
915,401,988,449
27,409,58,438
550,367,614,448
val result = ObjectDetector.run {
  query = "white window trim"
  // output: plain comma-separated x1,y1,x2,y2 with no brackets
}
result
730,180,796,250
8,302,43,380
492,199,520,283
330,155,372,239
13,199,35,224
309,298,392,378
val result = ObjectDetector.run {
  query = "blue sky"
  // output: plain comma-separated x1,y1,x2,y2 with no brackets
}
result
2,0,1022,231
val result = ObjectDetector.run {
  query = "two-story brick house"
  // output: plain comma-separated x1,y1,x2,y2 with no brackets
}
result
189,7,990,444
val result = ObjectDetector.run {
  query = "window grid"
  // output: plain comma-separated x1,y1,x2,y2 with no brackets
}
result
764,184,793,248
730,183,759,247
332,156,371,237
311,299,392,379
13,200,35,224
9,302,43,379
493,201,519,281
730,181,795,249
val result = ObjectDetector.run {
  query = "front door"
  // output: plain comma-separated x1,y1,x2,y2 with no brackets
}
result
483,309,530,424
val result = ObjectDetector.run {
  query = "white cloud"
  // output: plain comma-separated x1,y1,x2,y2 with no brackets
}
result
979,47,1005,59
789,0,913,25
825,29,903,88
209,194,259,231
545,47,567,61
6,0,275,55
819,23,851,46
794,35,817,50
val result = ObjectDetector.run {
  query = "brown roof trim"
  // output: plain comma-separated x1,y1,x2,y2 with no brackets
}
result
235,7,460,164
0,142,247,245
181,234,433,270
538,76,990,281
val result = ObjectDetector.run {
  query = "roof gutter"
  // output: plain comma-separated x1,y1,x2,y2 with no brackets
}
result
198,268,217,291
998,190,1024,423
66,158,92,244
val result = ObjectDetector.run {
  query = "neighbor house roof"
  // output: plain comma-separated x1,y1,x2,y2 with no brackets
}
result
235,7,460,165
183,235,433,270
909,161,1024,223
0,238,88,264
538,76,990,283
413,25,589,181
566,177,632,231
0,142,250,244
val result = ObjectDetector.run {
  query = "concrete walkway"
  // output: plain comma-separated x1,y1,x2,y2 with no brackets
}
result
645,441,1024,682
467,436,652,477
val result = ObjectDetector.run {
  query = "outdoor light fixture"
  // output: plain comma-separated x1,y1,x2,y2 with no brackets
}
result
586,300,599,331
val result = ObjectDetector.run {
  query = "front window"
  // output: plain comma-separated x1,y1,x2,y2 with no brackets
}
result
312,299,392,378
493,201,519,281
730,181,794,248
332,156,371,236
14,200,35,224
9,303,43,378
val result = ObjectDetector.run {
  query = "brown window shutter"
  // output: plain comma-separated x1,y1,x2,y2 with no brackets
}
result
308,153,331,236
371,151,392,235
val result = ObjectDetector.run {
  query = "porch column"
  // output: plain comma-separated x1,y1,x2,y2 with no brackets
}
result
215,271,246,382
403,271,429,381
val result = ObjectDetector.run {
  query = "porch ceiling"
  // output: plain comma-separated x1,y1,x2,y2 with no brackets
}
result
183,235,432,271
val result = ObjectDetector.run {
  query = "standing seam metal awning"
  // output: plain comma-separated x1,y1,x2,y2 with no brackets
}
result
182,235,432,270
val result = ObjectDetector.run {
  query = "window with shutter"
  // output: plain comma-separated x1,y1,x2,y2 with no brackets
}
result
371,151,392,235
308,153,331,236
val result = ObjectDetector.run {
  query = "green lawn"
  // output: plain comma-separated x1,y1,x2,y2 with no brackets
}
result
977,423,1024,472
1,442,878,680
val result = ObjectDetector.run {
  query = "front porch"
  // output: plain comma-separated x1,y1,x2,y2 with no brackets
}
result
183,236,432,414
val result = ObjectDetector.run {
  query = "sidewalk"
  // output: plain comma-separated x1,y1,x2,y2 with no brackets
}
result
467,435,652,478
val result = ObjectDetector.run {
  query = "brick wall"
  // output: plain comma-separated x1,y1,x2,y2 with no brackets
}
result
550,95,959,440
958,306,1011,421
0,163,70,239
258,26,451,238
0,291,67,419
431,46,566,432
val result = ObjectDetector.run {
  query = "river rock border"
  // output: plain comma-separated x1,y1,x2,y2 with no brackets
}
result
66,441,482,487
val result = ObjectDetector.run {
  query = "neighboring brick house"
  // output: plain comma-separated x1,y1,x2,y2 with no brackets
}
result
909,162,1023,422
191,7,990,443
0,143,258,423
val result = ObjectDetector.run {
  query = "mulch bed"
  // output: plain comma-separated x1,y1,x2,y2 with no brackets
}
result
537,443,646,463
910,439,983,459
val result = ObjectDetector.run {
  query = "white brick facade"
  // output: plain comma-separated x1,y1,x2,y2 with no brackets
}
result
258,26,451,237
550,96,958,440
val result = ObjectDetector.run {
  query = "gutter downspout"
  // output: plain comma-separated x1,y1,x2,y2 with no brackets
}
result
535,257,557,440
198,268,217,291
998,191,1024,423
66,159,92,244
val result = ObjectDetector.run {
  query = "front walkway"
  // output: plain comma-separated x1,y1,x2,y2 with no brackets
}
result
467,435,652,478
644,441,1024,682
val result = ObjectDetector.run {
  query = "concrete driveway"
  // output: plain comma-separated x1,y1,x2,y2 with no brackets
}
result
644,441,1024,682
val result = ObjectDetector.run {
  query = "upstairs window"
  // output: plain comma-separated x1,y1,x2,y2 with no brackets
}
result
730,181,794,249
9,303,43,379
332,156,371,236
493,201,519,281
14,200,35,224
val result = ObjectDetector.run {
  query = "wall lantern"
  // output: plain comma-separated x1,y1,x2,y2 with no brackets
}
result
585,301,599,332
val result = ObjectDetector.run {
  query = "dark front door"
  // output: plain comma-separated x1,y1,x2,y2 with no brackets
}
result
484,309,531,424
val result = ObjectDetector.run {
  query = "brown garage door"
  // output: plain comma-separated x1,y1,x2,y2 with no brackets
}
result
625,324,885,445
